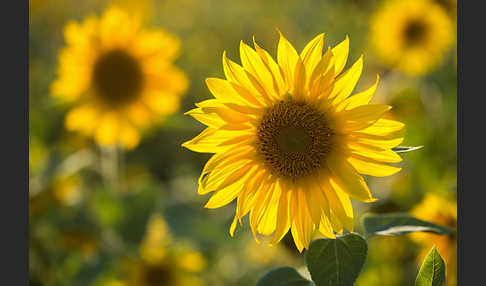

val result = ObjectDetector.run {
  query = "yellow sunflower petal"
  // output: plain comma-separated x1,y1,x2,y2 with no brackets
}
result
327,154,377,202
350,134,404,150
357,118,405,136
331,36,350,76
337,74,380,112
347,143,402,163
257,184,282,235
277,31,306,98
329,55,363,106
100,7,140,48
65,105,100,135
336,104,392,133
309,47,335,89
300,33,325,87
270,185,291,245
240,41,278,100
206,78,258,107
319,172,354,232
118,122,141,149
347,156,401,177
204,180,245,209
253,38,287,97
185,108,225,128
318,214,336,238
223,51,269,106
94,113,120,146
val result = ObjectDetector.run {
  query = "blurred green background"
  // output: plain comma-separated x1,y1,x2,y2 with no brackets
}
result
29,0,457,285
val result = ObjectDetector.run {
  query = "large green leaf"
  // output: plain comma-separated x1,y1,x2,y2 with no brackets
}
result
256,267,314,286
415,246,446,286
362,213,454,237
305,233,367,286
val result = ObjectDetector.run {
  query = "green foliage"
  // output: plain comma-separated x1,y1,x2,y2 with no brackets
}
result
256,267,314,286
305,234,368,286
415,246,446,286
257,234,367,286
362,213,454,238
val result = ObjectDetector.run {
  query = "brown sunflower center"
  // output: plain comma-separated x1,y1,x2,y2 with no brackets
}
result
256,100,334,180
142,264,174,286
404,20,427,46
92,49,143,106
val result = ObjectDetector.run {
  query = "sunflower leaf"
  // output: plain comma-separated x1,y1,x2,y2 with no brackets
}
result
362,213,454,238
305,233,367,286
392,145,424,153
415,246,446,286
256,266,315,286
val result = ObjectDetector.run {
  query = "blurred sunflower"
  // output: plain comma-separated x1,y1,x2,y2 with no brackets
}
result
183,32,404,251
370,0,454,76
51,7,188,149
123,214,205,286
410,193,457,286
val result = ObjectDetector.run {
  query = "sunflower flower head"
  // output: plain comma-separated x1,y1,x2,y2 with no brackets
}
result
51,7,188,149
183,31,405,251
370,0,454,76
126,214,205,286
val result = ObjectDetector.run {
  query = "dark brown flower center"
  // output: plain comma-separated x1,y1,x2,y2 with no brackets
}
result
142,264,174,286
92,49,143,106
404,20,428,46
256,100,334,180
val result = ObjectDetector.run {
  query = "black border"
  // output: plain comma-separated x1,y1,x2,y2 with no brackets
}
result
459,1,485,285
3,0,29,285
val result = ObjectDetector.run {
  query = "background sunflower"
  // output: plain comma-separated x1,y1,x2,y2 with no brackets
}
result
51,6,188,149
370,0,455,76
30,0,456,285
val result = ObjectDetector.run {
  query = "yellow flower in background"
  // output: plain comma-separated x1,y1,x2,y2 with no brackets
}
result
51,7,188,149
125,214,205,286
432,0,457,20
183,32,404,251
370,0,454,76
29,174,84,219
51,174,83,206
411,193,457,286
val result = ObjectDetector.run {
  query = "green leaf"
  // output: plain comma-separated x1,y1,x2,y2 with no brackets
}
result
415,246,446,286
362,213,454,237
256,267,314,286
305,233,367,286
392,145,423,153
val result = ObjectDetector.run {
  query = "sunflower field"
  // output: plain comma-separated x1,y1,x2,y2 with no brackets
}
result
29,0,457,285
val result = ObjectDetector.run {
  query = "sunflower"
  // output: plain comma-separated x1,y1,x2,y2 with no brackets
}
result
183,32,405,251
410,193,457,286
370,0,454,76
124,214,205,286
51,7,188,149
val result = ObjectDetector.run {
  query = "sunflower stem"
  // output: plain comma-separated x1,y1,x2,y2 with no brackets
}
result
100,145,120,192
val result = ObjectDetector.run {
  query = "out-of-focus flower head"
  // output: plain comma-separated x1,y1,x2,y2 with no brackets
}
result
51,6,188,149
123,214,205,286
370,0,454,76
